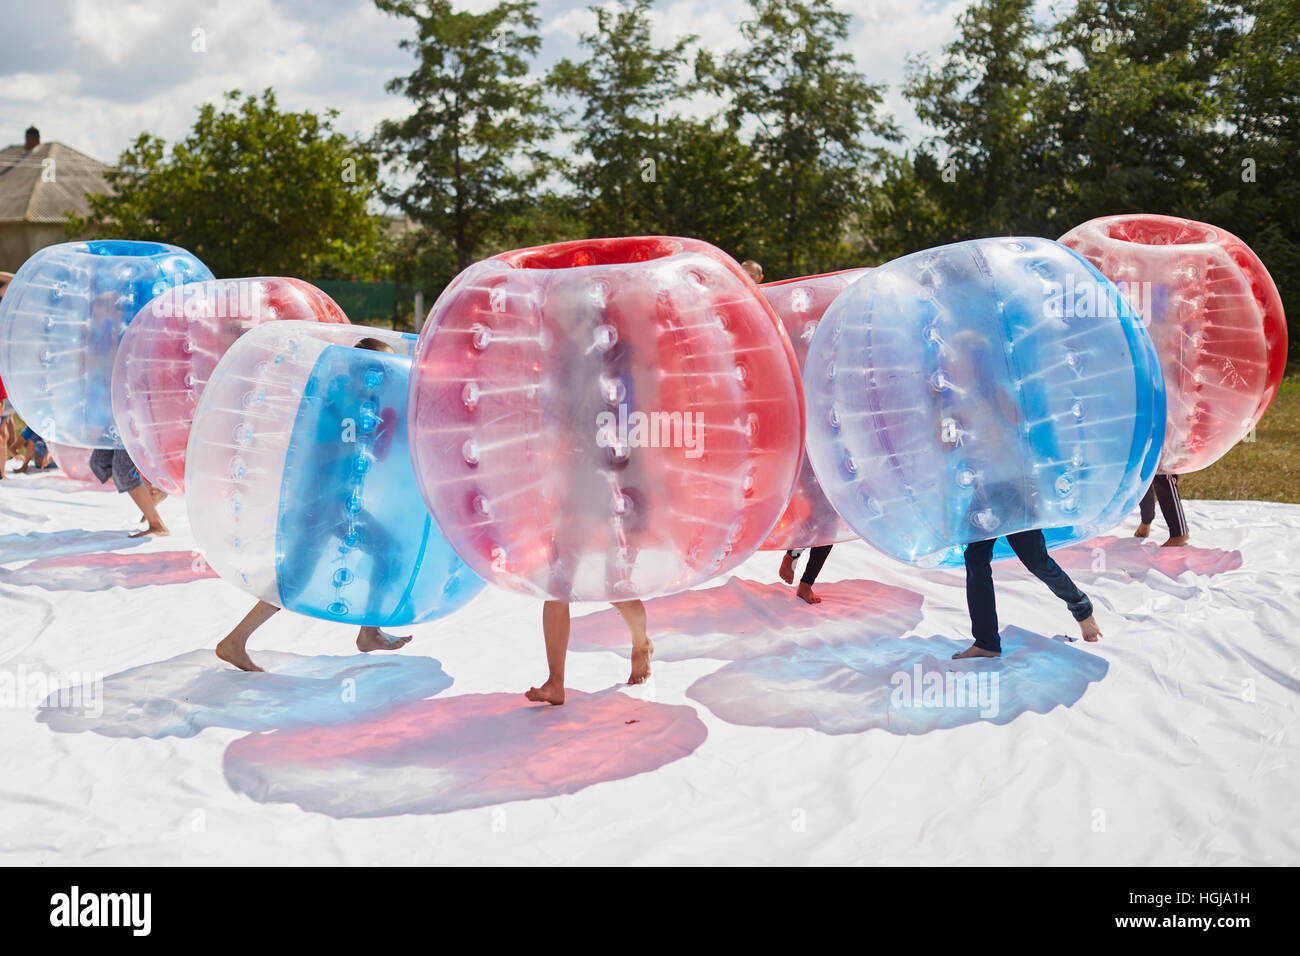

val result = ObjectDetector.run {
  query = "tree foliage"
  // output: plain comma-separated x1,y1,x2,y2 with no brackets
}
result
698,0,899,276
69,89,381,279
374,0,555,282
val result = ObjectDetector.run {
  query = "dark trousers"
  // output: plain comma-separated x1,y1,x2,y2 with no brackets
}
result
786,544,833,585
964,529,1093,653
1139,474,1188,537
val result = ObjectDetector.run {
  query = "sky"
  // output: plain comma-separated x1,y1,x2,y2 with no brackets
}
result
0,0,974,164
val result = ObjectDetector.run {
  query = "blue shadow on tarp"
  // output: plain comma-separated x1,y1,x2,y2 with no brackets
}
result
36,648,453,739
687,626,1108,735
0,529,144,564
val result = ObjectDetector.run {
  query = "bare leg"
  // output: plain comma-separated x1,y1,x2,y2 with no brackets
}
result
796,582,821,604
613,599,653,684
1079,615,1102,642
526,600,569,705
216,600,279,672
952,643,1000,660
127,483,169,537
356,626,411,652
779,552,797,584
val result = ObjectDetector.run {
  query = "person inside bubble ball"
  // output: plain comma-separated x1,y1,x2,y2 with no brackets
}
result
215,336,414,673
524,270,653,706
943,329,1103,659
86,444,169,535
1134,474,1189,547
779,545,833,604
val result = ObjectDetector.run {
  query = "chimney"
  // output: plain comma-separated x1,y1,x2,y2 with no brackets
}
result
25,127,39,150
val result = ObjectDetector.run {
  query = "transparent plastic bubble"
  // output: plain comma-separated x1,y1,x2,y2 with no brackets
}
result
408,237,804,600
0,243,215,447
804,237,1165,567
1061,214,1286,473
185,322,484,625
109,277,346,493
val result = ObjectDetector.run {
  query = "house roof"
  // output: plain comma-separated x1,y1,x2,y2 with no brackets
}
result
0,141,110,224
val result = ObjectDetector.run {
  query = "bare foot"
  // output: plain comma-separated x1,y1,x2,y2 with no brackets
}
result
129,523,170,538
1163,534,1190,547
216,635,264,672
1079,615,1102,642
796,582,821,605
952,643,1001,660
525,679,565,705
1134,522,1151,538
356,627,411,652
779,552,796,584
628,639,654,684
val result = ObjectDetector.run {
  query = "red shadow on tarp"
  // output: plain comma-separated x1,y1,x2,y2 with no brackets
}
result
0,550,217,590
223,688,707,818
1052,536,1243,579
569,576,925,662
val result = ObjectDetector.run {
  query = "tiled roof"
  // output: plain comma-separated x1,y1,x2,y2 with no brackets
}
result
0,141,111,224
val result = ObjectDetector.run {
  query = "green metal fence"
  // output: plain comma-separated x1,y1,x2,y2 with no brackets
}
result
313,280,399,327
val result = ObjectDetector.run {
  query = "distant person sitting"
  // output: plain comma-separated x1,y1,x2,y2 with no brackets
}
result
15,425,54,472
1134,474,1189,546
0,374,12,480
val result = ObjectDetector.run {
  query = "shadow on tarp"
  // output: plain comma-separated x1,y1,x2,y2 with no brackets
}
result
1055,536,1243,581
569,576,926,662
0,550,217,590
0,529,145,564
686,626,1108,736
222,688,707,818
36,648,453,739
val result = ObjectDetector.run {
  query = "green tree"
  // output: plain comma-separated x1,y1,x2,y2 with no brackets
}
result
698,0,898,277
69,89,382,278
654,117,768,260
901,0,1059,242
861,151,961,263
1212,0,1300,362
374,0,555,284
550,0,695,236
1053,0,1236,225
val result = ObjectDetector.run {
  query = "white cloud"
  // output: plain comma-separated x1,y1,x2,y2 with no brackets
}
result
1,0,973,162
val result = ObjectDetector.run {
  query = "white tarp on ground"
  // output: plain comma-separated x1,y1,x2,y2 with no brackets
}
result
0,469,1296,865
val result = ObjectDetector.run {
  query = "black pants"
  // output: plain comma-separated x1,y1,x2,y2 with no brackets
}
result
1139,474,1188,537
964,529,1093,653
786,544,832,585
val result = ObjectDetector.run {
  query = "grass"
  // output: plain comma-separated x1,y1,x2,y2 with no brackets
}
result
1178,375,1300,503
